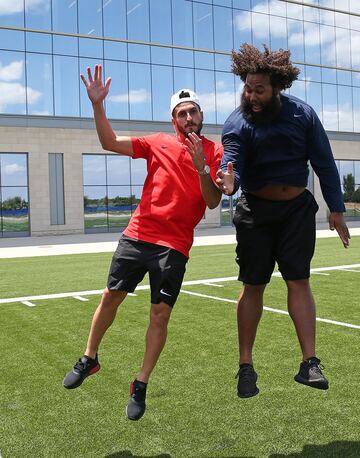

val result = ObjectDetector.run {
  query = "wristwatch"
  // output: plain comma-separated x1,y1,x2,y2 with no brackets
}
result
198,164,210,176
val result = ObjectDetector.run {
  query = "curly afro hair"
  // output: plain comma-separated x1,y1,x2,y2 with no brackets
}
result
231,43,300,90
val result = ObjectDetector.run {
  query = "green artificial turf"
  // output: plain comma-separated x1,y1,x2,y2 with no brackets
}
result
0,236,359,457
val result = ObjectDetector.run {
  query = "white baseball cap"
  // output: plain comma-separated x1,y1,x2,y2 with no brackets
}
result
170,89,201,114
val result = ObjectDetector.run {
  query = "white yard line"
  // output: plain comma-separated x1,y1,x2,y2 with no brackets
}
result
73,296,89,302
180,289,360,330
22,301,36,307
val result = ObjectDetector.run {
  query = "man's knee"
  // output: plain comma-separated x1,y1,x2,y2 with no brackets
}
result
150,303,172,328
101,287,127,308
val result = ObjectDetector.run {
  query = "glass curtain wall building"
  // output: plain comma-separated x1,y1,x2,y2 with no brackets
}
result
0,0,359,236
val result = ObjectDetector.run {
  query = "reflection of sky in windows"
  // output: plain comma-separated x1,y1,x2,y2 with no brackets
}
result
0,0,360,132
2,186,28,202
0,154,28,186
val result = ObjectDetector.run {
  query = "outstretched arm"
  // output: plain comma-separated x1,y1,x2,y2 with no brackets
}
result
328,212,350,248
81,64,133,156
185,133,222,209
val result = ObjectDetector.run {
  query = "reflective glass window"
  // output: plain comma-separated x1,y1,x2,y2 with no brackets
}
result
107,185,132,229
337,85,353,132
1,154,28,186
304,22,320,65
336,27,351,68
172,0,193,47
352,72,360,88
303,4,319,23
79,57,102,118
78,0,103,58
53,55,80,116
233,10,251,49
355,161,360,184
128,44,150,64
130,160,147,185
215,71,235,124
104,41,127,61
173,67,195,94
353,87,360,132
319,1,334,26
25,0,51,29
103,0,126,39
251,13,270,49
26,32,52,53
287,19,304,62
83,155,106,186
127,0,150,42
306,81,322,120
289,80,306,101
79,38,103,59
251,0,268,13
1,186,29,234
193,3,214,50
0,50,26,115
214,6,233,52
26,52,53,116
215,54,232,72
151,46,172,66
322,83,338,130
270,16,288,51
337,70,352,86
321,68,337,84
128,63,152,120
195,52,214,70
335,11,349,29
233,0,250,9
150,0,171,45
52,0,78,55
320,25,336,67
173,49,194,68
195,69,216,124
104,60,129,120
83,185,108,231
0,30,25,52
214,0,231,6
131,185,144,216
351,30,360,70
269,1,284,16
0,1,24,27
305,66,321,83
107,156,131,186
286,2,303,21
152,65,174,121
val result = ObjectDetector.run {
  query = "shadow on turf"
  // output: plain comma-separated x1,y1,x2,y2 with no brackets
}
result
105,453,172,458
269,440,360,457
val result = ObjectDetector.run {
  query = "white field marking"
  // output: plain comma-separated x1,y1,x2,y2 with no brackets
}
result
340,269,360,273
1,263,360,306
73,296,89,302
128,293,137,296
22,301,36,307
179,290,360,330
203,282,224,287
311,272,330,276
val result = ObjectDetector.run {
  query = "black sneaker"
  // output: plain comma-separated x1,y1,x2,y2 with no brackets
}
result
236,363,259,398
126,379,147,421
294,356,329,390
63,354,100,389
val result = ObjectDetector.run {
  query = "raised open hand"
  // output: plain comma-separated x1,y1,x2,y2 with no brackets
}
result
80,64,111,105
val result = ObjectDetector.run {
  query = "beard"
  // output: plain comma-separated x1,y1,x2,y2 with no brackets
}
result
240,92,282,125
176,120,203,138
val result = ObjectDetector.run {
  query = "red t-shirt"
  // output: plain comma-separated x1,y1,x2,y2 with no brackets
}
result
123,133,223,257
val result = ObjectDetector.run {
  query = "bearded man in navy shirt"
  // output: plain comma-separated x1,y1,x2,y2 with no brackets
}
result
216,44,350,398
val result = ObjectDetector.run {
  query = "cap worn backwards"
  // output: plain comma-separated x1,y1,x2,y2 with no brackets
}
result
170,89,201,114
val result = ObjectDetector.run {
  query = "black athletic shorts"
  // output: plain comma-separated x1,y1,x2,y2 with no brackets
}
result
107,235,188,307
233,189,319,285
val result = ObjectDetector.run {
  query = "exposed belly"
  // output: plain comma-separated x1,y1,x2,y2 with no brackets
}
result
249,184,306,201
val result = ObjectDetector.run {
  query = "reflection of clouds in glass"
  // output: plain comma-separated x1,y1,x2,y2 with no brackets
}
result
0,61,23,81
0,82,41,110
4,163,25,175
0,0,49,15
109,89,150,104
233,0,356,68
199,91,235,114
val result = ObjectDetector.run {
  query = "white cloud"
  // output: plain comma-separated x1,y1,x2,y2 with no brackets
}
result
0,0,49,15
0,61,23,82
4,163,25,175
108,89,150,104
0,81,41,111
198,91,235,114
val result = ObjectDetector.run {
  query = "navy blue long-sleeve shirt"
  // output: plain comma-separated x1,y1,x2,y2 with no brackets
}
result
221,93,345,212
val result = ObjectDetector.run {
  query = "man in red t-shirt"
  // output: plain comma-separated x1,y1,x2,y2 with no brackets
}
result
63,64,223,421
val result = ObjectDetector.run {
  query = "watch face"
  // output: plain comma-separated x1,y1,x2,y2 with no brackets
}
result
204,165,210,174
